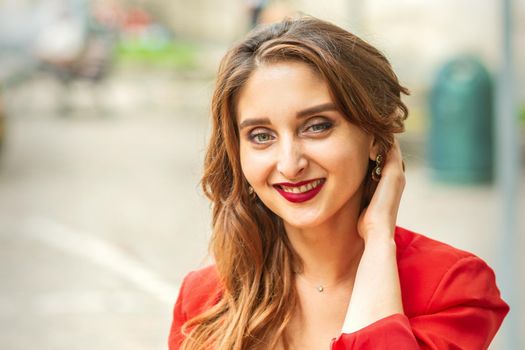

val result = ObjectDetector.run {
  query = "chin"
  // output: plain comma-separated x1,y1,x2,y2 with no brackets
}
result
280,212,327,230
260,198,331,230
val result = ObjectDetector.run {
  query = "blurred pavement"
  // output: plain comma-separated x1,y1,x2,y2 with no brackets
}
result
0,70,523,349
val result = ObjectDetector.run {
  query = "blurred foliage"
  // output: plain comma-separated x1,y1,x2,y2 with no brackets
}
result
520,105,525,124
115,39,197,70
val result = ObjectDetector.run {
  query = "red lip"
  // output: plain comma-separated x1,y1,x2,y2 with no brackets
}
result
273,179,325,203
274,179,320,187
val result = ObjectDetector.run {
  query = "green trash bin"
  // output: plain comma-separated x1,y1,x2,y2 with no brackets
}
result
429,56,494,183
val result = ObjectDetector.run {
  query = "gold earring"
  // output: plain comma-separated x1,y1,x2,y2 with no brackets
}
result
248,186,257,199
371,154,383,182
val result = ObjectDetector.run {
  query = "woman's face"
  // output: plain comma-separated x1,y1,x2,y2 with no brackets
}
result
237,61,376,229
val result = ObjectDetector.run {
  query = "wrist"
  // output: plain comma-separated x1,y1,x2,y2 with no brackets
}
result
362,228,396,246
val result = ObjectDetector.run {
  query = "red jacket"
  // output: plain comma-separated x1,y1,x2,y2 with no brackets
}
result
169,227,509,349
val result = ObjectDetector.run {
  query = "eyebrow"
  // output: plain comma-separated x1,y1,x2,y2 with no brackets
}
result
296,102,337,118
238,102,337,130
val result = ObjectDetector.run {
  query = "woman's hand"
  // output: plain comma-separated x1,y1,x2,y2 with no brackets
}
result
342,139,405,333
357,138,405,243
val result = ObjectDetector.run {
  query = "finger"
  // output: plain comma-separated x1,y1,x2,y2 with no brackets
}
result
382,139,404,174
370,169,404,213
368,139,405,214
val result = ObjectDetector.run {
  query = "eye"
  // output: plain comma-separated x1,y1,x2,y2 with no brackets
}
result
304,120,333,133
248,129,275,144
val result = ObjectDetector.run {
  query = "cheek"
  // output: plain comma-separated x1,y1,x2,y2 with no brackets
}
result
240,145,273,186
307,138,370,181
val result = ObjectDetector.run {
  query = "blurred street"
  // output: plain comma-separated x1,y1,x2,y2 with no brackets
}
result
0,69,523,350
0,70,215,350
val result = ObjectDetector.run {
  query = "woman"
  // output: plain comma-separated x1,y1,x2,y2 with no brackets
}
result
169,16,508,349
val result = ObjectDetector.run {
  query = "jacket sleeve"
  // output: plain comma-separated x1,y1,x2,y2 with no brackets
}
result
168,274,190,350
331,256,509,349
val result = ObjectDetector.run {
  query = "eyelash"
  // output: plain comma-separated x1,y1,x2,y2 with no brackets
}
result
247,119,333,145
248,131,275,144
304,121,333,133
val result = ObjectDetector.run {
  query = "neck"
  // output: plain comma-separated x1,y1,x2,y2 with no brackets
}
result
284,201,364,286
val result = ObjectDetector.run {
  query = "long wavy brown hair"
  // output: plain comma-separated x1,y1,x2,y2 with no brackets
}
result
181,16,409,349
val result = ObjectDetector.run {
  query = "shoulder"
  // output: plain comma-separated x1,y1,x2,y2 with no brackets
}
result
394,226,500,316
395,226,476,268
178,265,221,321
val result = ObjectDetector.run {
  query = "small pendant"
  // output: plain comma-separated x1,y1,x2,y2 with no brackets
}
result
317,285,324,293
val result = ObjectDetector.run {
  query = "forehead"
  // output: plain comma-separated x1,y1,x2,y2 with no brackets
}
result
236,61,333,122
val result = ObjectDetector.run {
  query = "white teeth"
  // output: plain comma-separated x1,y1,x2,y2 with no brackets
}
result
281,179,322,194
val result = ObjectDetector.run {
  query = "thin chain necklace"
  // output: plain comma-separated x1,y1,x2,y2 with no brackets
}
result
294,244,363,293
295,273,329,293
295,266,358,293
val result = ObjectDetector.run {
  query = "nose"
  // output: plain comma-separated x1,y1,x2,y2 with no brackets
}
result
276,137,308,180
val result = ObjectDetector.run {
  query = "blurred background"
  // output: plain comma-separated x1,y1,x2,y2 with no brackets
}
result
0,0,523,349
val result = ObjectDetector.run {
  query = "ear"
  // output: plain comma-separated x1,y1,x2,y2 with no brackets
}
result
368,136,380,161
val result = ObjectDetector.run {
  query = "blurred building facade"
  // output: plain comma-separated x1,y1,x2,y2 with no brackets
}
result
139,0,525,103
